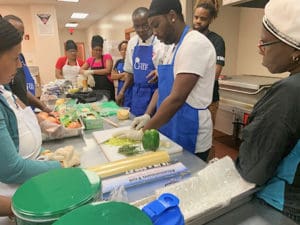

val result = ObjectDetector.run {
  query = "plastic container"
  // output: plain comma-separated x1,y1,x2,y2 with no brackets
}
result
82,113,103,130
142,193,184,225
117,107,130,120
53,201,152,225
12,168,101,225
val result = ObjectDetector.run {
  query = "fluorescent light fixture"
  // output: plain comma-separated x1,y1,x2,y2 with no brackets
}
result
98,24,113,29
65,23,78,28
57,0,79,2
112,14,131,22
71,13,88,19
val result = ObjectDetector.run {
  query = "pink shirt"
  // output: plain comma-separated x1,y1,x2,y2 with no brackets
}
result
86,54,113,81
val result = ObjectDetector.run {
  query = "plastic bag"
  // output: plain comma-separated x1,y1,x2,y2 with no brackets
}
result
107,185,128,202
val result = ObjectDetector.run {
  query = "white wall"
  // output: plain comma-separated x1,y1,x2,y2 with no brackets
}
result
1,4,61,84
210,5,288,78
210,6,241,76
58,28,89,59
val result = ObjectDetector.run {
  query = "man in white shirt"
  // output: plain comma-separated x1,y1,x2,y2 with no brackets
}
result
114,0,216,161
116,7,166,116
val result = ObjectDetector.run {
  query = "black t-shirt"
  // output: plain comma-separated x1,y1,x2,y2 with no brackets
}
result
236,74,300,213
9,68,29,106
206,31,225,102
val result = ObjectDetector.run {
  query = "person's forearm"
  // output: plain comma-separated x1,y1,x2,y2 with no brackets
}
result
145,89,158,116
0,196,13,217
55,69,64,79
92,68,112,75
111,71,125,80
215,64,223,80
27,92,50,112
119,73,133,95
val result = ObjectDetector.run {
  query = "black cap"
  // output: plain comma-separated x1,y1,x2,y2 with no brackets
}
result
149,0,182,17
65,40,77,51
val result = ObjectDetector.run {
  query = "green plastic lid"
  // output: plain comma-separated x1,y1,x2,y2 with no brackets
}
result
53,201,153,225
12,168,100,220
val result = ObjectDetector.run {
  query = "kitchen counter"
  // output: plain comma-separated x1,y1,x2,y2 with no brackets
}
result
42,117,297,225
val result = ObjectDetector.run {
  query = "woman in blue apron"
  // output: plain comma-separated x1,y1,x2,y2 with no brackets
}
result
130,37,157,116
112,40,132,107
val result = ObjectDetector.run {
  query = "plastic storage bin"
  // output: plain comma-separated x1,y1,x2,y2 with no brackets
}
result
12,168,101,225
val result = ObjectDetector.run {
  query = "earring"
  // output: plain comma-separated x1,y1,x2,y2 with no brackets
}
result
292,56,300,63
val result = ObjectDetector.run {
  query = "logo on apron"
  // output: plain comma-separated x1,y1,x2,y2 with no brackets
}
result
134,57,149,71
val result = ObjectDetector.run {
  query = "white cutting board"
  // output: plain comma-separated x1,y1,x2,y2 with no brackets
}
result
92,126,183,161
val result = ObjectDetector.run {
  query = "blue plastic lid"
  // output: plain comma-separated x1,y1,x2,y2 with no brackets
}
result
142,193,184,225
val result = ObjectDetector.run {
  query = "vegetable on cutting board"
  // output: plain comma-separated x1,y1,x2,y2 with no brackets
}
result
118,145,140,156
142,129,160,151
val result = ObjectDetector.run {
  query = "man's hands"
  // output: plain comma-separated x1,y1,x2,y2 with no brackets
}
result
112,129,144,141
131,114,150,130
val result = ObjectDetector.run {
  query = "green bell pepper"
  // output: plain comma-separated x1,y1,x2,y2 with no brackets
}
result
142,129,160,151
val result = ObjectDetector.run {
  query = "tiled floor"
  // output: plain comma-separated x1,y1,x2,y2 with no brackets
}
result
210,130,240,161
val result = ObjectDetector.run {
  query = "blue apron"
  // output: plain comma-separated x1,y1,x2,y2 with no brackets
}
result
131,37,157,116
257,140,300,212
116,60,132,107
157,26,206,153
19,54,35,96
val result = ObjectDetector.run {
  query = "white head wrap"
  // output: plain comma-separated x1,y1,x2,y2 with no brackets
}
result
263,0,300,50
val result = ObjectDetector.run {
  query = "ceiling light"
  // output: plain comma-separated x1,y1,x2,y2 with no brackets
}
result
71,13,88,19
65,23,78,28
112,14,131,22
57,0,79,2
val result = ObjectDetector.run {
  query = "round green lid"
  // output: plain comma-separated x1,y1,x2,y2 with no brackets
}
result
12,168,100,219
53,201,152,225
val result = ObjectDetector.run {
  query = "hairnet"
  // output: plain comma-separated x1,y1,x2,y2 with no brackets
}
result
91,35,104,48
65,40,77,51
263,0,300,50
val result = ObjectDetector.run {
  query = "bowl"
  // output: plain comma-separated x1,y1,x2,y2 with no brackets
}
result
117,107,130,120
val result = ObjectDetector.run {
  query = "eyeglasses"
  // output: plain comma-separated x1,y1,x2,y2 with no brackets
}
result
258,40,281,54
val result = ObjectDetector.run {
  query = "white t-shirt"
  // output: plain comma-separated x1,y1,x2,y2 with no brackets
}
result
163,30,216,153
124,34,168,74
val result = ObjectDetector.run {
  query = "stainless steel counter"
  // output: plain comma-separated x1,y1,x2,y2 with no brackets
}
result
42,117,297,225
42,118,207,203
206,198,298,225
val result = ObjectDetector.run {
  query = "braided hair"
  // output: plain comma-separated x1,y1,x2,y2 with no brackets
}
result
0,17,22,54
194,0,220,19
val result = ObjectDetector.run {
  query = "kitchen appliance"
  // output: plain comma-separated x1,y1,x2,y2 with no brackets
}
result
215,75,281,139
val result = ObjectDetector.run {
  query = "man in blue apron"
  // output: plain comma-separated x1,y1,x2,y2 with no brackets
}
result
116,7,166,116
4,15,51,112
114,0,216,161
